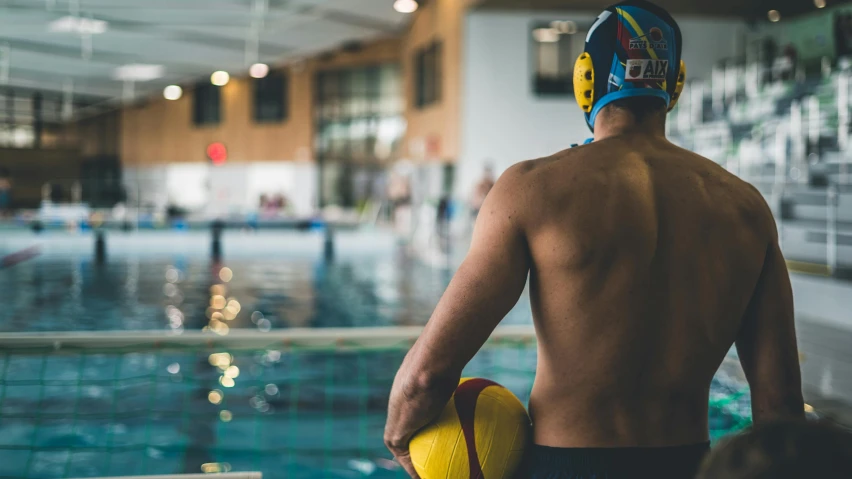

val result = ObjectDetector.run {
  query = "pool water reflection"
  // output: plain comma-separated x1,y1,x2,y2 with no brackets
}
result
0,251,539,333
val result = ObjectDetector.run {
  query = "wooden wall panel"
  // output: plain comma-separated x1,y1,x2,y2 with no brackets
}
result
402,0,479,163
119,38,402,168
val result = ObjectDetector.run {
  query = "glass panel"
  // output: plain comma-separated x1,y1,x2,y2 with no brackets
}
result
314,62,404,206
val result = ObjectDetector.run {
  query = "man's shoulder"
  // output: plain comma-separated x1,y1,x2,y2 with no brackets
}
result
681,150,769,205
673,148,777,236
506,147,596,179
495,146,626,204
496,151,581,192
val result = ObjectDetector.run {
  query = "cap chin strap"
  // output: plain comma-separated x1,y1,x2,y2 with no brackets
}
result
586,89,671,131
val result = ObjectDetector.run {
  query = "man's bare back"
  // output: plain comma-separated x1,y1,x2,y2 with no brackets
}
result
517,134,796,447
385,128,804,477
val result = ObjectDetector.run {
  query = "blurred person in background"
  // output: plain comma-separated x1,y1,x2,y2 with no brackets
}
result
469,163,495,218
259,193,288,218
272,193,289,214
388,170,412,234
42,182,63,204
697,420,852,478
780,44,798,82
0,168,11,216
385,2,804,478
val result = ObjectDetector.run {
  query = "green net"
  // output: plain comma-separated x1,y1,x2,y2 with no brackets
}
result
0,329,751,479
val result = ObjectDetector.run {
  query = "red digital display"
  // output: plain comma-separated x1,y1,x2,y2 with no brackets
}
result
207,142,228,165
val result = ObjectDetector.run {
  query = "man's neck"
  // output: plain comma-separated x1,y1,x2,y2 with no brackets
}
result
592,111,667,142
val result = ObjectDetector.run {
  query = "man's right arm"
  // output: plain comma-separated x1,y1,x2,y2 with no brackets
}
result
736,227,804,423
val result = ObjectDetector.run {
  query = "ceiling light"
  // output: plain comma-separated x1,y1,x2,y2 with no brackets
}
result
211,71,230,86
768,10,781,22
113,64,164,82
814,0,826,8
163,85,182,101
393,0,418,14
249,63,269,79
48,16,108,35
533,28,560,43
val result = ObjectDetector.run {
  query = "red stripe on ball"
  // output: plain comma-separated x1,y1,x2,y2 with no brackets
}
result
453,378,500,478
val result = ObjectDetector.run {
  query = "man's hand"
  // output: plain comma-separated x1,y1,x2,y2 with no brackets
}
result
384,372,421,478
384,365,455,478
384,406,420,479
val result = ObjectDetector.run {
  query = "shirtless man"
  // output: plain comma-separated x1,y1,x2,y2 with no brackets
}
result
385,1,804,477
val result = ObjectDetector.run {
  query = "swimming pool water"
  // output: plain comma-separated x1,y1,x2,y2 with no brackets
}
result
0,347,543,479
0,235,752,478
0,345,750,479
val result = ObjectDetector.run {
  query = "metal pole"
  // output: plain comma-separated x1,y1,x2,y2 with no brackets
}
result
777,182,786,250
122,79,135,104
6,88,13,129
774,123,788,250
211,220,224,261
323,224,335,262
808,95,820,157
0,44,10,85
827,184,838,275
790,100,804,182
712,65,725,116
81,32,92,61
33,92,42,148
62,79,74,120
838,71,850,151
95,229,106,263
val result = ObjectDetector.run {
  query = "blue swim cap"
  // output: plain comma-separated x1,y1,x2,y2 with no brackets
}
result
573,0,686,131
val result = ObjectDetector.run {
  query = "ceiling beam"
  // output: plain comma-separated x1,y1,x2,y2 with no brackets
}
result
89,14,295,57
0,36,142,66
0,3,295,57
0,76,115,100
310,7,408,35
4,0,248,9
0,37,233,74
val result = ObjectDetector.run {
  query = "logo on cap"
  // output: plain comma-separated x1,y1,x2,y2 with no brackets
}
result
629,27,667,50
625,59,668,81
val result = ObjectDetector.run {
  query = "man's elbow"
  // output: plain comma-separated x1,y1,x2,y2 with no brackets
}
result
403,368,458,401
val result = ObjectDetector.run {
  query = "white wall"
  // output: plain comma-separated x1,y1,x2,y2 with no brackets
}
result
123,162,318,218
458,10,746,198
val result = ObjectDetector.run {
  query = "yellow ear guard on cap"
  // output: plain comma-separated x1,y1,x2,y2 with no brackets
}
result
573,52,595,113
668,60,686,111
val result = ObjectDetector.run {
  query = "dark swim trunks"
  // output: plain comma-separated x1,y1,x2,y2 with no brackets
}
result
519,442,710,479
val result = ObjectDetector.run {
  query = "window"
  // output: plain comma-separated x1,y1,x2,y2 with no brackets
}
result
0,89,38,148
193,82,221,126
531,22,579,96
414,41,442,108
315,64,403,207
253,71,288,123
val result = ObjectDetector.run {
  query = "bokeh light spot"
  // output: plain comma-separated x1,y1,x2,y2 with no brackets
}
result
219,267,233,283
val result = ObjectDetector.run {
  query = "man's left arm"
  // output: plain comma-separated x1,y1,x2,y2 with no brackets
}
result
384,164,532,477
